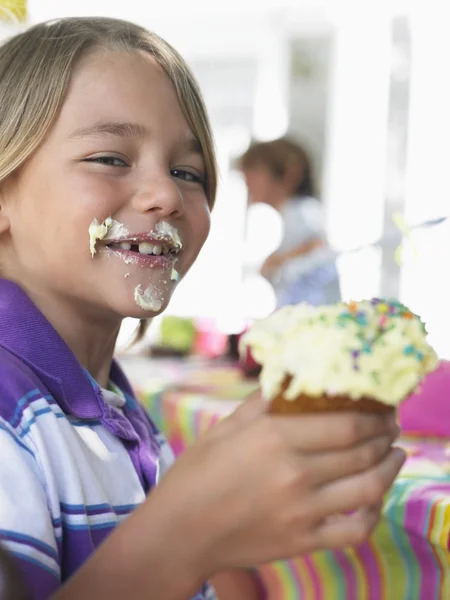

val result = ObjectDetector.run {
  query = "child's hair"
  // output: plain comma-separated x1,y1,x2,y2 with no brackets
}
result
0,17,218,343
0,16,217,204
237,136,316,199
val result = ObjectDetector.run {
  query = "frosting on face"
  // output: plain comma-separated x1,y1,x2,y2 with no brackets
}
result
88,218,182,259
88,217,129,257
240,299,439,406
154,221,182,250
133,284,163,312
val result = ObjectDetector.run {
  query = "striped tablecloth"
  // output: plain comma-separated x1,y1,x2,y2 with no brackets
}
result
132,358,450,599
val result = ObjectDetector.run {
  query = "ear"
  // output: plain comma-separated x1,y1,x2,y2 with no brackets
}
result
0,183,12,235
0,210,11,235
283,161,304,194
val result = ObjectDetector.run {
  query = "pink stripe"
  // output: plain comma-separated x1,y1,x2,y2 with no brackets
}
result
286,559,307,599
356,541,381,600
333,549,357,600
302,555,323,598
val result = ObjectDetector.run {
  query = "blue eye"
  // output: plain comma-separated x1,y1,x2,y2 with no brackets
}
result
171,168,205,185
85,156,129,167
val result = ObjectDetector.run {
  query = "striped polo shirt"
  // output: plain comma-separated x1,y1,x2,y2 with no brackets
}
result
0,279,216,600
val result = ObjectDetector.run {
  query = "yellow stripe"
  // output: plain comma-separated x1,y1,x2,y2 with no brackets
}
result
346,546,369,600
311,551,340,600
436,501,450,550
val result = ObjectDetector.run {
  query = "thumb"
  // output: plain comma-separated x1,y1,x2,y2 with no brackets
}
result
227,388,268,426
205,389,267,441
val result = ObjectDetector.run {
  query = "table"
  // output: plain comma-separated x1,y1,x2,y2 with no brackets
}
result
122,355,450,600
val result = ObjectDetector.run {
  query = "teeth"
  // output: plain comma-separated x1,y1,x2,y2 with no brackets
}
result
119,242,131,250
138,242,154,255
137,242,164,255
162,246,169,255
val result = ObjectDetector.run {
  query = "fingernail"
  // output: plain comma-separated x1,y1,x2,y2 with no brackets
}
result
394,447,407,464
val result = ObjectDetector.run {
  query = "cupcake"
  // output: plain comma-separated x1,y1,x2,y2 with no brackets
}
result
240,299,439,415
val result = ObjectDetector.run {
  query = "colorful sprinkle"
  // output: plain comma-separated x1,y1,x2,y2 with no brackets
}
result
379,315,388,327
337,298,427,370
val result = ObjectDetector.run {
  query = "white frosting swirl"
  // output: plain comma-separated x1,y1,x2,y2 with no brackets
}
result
241,299,438,406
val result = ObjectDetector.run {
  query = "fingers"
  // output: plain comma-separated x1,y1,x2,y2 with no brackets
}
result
308,426,400,487
270,410,397,453
311,503,382,551
312,447,406,521
207,389,266,440
228,390,267,425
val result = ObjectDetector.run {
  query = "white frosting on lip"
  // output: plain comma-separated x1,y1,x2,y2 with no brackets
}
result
88,217,129,257
240,299,439,406
89,218,182,258
153,221,182,249
133,284,163,312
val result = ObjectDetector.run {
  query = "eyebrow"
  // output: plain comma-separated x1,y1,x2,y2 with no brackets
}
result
68,121,203,155
69,121,148,140
178,136,203,156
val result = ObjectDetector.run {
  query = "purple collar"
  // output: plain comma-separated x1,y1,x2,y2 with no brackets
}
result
0,278,160,492
0,278,131,420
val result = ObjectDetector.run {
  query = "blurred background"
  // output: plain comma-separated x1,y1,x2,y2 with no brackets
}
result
2,0,449,359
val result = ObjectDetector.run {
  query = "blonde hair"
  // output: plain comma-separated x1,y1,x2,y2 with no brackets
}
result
0,17,218,342
0,16,217,203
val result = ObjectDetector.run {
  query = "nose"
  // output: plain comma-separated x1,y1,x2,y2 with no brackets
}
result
132,175,184,218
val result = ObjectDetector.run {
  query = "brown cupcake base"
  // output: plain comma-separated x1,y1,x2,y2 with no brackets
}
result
269,377,395,415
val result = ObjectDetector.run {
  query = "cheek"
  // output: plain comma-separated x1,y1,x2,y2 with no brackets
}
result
188,203,211,252
73,174,127,222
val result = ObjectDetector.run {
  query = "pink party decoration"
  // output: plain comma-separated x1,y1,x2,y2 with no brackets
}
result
399,360,450,437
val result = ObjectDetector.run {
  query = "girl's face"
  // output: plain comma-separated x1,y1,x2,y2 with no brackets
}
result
0,50,211,320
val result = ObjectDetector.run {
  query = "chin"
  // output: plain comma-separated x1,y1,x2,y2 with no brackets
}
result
107,275,175,318
126,306,166,320
124,292,171,319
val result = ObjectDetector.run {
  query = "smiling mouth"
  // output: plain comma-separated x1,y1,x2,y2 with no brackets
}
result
106,241,180,257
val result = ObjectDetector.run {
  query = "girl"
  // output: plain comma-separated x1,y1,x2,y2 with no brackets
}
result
0,17,404,600
239,138,341,307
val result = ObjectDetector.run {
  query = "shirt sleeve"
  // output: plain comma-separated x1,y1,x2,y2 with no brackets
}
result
279,197,326,255
295,197,326,240
0,418,60,600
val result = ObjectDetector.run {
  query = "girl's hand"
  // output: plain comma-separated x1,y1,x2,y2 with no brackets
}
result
154,391,405,577
55,391,404,600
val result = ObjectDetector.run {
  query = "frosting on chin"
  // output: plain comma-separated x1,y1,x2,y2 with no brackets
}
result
240,299,439,406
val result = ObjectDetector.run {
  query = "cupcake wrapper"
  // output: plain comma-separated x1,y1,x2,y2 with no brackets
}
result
269,377,395,415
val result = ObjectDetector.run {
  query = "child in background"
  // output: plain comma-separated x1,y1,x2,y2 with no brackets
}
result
239,138,341,307
0,17,404,600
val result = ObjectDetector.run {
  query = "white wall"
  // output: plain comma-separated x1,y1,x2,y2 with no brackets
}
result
21,1,450,357
399,4,450,358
